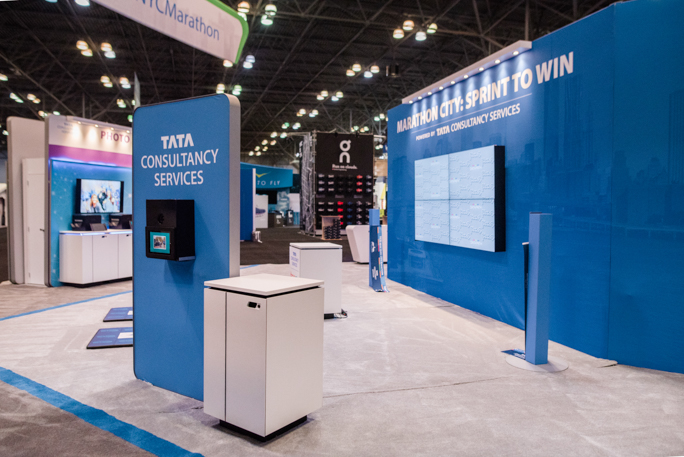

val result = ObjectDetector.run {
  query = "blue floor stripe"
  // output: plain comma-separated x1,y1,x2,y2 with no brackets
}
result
0,366,203,457
0,291,132,322
239,264,260,269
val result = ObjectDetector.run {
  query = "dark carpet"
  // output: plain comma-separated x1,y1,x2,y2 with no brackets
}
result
240,227,353,265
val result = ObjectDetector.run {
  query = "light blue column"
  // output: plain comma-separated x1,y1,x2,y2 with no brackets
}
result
525,212,553,365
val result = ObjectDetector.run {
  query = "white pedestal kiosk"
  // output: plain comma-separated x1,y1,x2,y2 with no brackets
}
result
204,273,324,441
289,242,342,318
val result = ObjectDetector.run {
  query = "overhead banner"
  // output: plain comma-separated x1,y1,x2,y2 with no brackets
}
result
92,0,248,63
315,133,374,176
240,163,293,189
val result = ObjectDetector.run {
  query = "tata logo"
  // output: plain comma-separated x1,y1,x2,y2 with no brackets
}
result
160,133,195,149
339,140,351,164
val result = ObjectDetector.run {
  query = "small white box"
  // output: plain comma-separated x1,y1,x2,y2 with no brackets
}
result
289,242,342,316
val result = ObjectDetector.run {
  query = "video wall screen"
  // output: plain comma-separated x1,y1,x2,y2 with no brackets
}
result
414,145,505,252
76,179,124,214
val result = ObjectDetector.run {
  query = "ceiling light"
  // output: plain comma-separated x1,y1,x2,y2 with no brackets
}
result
402,20,414,31
216,83,225,93
261,15,273,25
428,92,432,95
418,96,422,100
331,96,339,101
81,49,93,57
263,146,268,151
127,115,133,122
104,51,116,59
282,122,289,129
223,60,233,67
280,132,287,138
364,70,372,78
393,28,404,39
117,99,126,108
100,75,110,83
104,82,113,88
416,31,426,41
296,111,303,117
316,94,324,100
0,73,7,81
353,125,359,131
374,116,380,122
243,61,253,69
238,12,247,20
362,126,369,132
246,55,256,63
335,91,343,98
2,130,7,136
346,69,355,77
293,122,301,129
232,84,242,93
311,109,318,115
271,131,277,138
101,42,112,52
76,40,89,50
38,111,46,117
255,146,261,151
309,112,315,117
409,100,413,104
495,59,501,64
298,108,307,115
513,51,519,56
379,113,385,120
427,23,438,34
256,151,261,156
262,139,268,145
249,151,254,156
321,90,328,97
479,67,484,71
439,86,443,90
9,93,17,99
352,63,361,72
120,77,130,88
270,140,276,145
451,81,455,85
74,0,90,6
27,94,36,101
53,111,60,115
463,74,469,79
370,65,380,74
237,1,250,13
264,3,276,16
33,98,41,104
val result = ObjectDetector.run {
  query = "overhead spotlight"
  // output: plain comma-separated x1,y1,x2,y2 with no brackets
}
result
262,139,268,145
232,84,242,95
335,91,343,98
439,86,443,90
249,151,254,156
237,1,250,13
117,99,126,108
280,132,287,138
479,66,484,71
76,40,89,50
104,51,116,59
104,82,113,87
296,111,304,117
81,49,93,57
256,151,261,156
331,96,339,101
216,83,225,94
0,73,7,81
379,113,385,120
243,61,253,69
393,28,404,39
463,74,469,79
298,108,307,115
120,77,131,89
353,125,359,131
271,131,278,138
416,30,426,41
427,23,438,34
370,65,380,74
255,146,261,151
451,80,455,85
53,111,60,115
364,70,372,78
101,42,112,52
100,75,110,83
246,55,256,63
346,69,355,77
513,51,519,56
38,110,46,117
74,0,90,6
9,92,17,99
293,122,301,129
317,94,324,100
321,90,328,97
270,140,276,145
27,94,36,101
402,20,414,31
418,96,422,100
238,12,247,20
33,98,41,104
409,100,413,104
45,0,58,3
263,146,268,151
362,126,369,132
374,116,380,122
311,109,318,116
352,63,361,72
223,60,233,67
2,130,7,136
127,114,133,122
495,59,501,64
427,92,432,95
264,3,277,16
282,122,290,129
261,15,273,25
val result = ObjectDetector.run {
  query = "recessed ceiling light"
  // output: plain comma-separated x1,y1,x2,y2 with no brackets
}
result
513,51,519,56
495,59,501,64
479,67,484,71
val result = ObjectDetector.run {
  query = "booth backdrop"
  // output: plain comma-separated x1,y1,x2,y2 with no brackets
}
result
387,0,684,374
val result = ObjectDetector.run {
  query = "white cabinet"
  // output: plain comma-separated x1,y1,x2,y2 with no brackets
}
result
204,273,324,439
289,242,342,316
59,230,132,285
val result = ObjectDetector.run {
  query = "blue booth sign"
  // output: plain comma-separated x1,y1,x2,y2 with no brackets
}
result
240,163,293,189
132,94,240,400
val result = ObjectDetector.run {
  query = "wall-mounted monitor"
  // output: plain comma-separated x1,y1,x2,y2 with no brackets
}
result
76,179,124,214
415,145,505,252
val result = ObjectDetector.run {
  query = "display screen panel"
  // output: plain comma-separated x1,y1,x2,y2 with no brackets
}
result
415,146,505,252
77,179,123,213
149,231,171,254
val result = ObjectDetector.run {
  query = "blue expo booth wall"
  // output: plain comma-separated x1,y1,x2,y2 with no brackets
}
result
133,94,240,400
387,0,684,374
50,161,132,286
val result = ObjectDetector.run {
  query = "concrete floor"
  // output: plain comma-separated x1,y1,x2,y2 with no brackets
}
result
0,264,683,456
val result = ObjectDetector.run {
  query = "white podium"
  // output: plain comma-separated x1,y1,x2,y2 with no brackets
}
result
289,242,342,318
204,274,324,440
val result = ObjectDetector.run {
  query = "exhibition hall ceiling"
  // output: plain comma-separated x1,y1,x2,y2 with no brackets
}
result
0,0,612,162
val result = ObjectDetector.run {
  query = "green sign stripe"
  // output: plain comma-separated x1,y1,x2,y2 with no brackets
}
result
204,0,249,62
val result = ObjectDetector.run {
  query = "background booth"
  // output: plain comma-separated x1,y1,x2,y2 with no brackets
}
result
387,0,684,374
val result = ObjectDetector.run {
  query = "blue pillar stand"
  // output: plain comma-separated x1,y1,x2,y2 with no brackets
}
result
369,209,389,292
525,212,553,365
504,212,568,373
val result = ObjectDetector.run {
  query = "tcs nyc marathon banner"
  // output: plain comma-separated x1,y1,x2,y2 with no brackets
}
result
396,52,574,141
93,0,248,62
